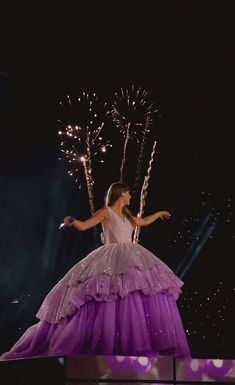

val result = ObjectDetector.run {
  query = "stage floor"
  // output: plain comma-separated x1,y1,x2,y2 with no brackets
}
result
0,355,235,384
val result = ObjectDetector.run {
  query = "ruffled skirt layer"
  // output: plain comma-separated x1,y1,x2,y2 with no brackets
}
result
1,243,191,359
1,291,190,359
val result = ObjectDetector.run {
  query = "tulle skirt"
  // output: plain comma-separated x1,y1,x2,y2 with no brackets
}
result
1,243,191,359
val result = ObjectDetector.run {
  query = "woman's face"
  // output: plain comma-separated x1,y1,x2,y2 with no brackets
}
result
121,190,131,206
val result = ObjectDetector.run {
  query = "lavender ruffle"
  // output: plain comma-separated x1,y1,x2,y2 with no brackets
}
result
36,244,183,324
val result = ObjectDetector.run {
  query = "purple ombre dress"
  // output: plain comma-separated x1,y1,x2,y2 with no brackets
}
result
1,207,190,359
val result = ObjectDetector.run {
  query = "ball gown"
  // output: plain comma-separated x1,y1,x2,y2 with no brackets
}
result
1,207,190,359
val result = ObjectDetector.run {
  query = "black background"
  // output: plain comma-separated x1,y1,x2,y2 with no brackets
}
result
0,2,234,358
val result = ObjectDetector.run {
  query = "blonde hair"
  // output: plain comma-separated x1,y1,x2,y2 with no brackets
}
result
105,182,135,227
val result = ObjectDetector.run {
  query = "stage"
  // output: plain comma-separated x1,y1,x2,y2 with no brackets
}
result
0,355,235,384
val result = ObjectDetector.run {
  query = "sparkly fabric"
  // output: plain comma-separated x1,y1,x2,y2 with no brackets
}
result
1,292,190,359
1,206,191,359
36,245,183,324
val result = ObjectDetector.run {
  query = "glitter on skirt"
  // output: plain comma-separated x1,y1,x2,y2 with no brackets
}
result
1,207,191,359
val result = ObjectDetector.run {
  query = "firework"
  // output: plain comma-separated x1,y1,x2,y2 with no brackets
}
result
133,141,157,243
58,92,112,218
110,85,158,183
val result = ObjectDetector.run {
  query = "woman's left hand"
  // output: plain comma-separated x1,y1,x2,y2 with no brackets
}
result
158,211,171,220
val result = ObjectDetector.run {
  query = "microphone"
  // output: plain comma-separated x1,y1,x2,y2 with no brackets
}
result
59,216,76,230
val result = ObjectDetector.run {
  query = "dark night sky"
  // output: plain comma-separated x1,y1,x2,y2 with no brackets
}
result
1,2,234,193
1,3,233,182
0,2,234,358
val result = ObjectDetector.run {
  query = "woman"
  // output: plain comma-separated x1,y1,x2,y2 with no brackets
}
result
1,182,190,359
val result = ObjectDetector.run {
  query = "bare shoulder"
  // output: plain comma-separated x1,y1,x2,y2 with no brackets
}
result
96,206,109,220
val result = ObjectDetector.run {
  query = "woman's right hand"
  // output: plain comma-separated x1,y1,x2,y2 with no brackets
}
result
63,216,75,227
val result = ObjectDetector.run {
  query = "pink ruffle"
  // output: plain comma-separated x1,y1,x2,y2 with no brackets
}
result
36,263,183,324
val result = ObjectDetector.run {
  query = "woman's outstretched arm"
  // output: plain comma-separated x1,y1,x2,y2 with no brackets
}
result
63,207,108,231
132,211,171,227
